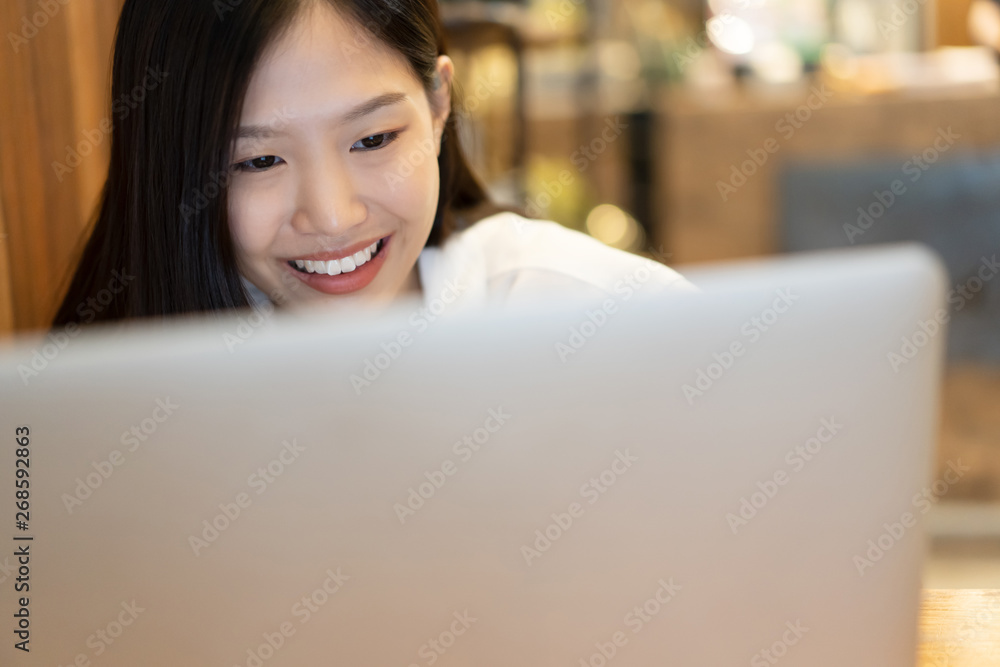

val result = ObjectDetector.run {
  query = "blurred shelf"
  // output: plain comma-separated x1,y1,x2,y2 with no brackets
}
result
928,503,1000,541
440,1,587,48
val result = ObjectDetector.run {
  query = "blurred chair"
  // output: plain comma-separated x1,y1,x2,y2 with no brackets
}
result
779,153,1000,364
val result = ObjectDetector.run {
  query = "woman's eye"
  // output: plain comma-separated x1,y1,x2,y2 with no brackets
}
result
352,131,400,152
233,155,284,173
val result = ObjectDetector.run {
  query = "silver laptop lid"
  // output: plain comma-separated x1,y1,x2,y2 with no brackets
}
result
0,243,946,666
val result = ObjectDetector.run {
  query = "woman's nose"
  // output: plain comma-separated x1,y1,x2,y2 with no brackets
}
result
290,157,368,237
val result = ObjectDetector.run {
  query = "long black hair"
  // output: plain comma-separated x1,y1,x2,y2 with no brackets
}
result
51,0,496,328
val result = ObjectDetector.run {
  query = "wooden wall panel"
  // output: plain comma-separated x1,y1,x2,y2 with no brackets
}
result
0,189,12,334
65,0,112,225
0,0,124,334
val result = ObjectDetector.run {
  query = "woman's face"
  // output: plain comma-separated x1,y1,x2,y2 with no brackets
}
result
227,2,453,308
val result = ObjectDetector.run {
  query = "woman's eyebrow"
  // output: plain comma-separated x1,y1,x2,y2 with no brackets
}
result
340,91,408,123
236,92,409,140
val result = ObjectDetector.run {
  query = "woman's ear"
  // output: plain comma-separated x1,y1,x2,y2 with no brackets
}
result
430,55,455,156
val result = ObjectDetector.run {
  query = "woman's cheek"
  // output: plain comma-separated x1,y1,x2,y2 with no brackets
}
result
228,185,281,258
386,154,439,215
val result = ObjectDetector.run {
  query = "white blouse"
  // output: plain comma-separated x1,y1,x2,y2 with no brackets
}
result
416,212,695,310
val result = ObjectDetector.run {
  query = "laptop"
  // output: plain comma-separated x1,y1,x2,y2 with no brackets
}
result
1,243,946,666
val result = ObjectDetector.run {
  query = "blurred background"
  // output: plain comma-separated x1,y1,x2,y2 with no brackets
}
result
1,0,999,585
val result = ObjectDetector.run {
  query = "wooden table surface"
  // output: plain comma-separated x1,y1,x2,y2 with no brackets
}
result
919,590,1000,666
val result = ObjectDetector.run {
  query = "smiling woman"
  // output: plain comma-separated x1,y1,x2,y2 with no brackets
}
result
51,0,493,325
50,0,691,328
226,2,451,305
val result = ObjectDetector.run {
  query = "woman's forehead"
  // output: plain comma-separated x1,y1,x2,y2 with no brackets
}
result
241,1,419,122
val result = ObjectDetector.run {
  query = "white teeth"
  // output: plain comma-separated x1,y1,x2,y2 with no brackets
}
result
293,238,383,275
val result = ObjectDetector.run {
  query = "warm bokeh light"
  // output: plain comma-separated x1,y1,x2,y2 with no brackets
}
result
708,15,756,56
586,204,643,251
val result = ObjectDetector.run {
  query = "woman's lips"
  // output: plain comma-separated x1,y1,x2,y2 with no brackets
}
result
284,235,392,295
